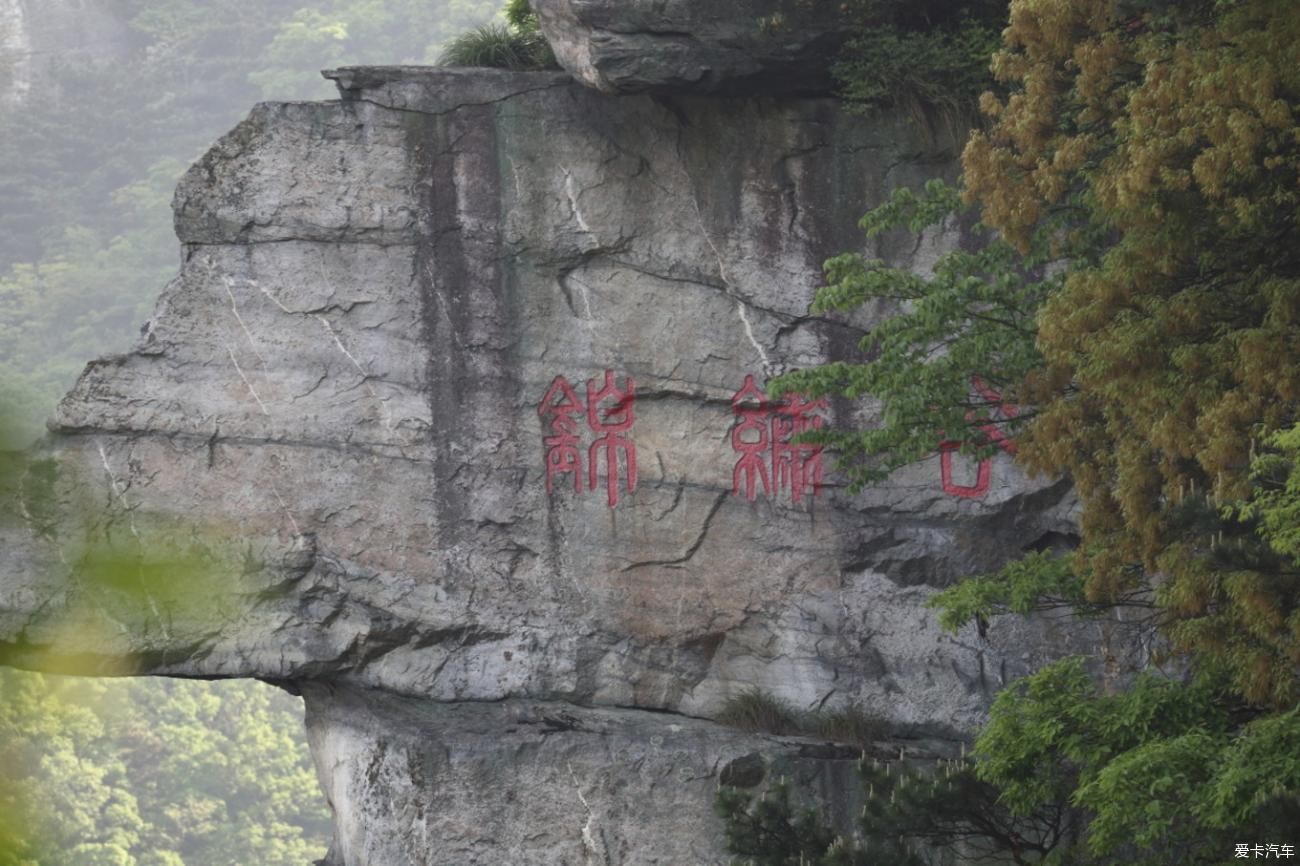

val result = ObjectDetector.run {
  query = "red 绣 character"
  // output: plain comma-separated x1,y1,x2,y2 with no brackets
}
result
773,393,827,504
538,375,585,493
730,374,771,502
586,369,638,507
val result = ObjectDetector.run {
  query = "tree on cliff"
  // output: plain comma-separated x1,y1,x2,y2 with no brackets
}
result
723,0,1300,861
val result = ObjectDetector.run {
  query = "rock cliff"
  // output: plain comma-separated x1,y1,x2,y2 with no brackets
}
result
0,49,1095,866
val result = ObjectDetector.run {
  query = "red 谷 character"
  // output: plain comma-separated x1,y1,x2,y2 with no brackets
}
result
586,369,637,507
938,376,1019,498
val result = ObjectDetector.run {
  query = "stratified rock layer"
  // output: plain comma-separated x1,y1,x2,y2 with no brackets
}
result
0,67,1092,864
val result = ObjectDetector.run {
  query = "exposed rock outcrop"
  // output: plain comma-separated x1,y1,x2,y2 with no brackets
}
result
305,683,876,866
0,62,1102,864
531,0,848,94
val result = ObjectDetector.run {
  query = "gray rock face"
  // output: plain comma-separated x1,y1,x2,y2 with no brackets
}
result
0,66,1099,864
531,0,848,94
304,683,873,866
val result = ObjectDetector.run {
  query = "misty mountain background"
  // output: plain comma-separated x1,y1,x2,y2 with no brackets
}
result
0,3,496,863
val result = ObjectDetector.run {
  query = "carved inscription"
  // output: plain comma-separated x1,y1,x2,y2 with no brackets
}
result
539,370,1019,506
729,374,826,504
938,376,1020,498
538,370,638,507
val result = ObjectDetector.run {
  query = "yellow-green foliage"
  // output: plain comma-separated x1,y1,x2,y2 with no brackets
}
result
756,1,1300,858
962,0,1300,707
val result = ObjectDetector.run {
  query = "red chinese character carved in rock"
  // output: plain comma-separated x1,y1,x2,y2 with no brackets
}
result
538,370,639,507
538,375,585,494
730,374,771,502
773,393,827,504
939,376,1020,498
586,369,638,507
730,375,826,504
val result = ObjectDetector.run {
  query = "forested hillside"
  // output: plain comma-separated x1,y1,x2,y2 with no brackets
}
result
0,3,496,863
0,676,331,866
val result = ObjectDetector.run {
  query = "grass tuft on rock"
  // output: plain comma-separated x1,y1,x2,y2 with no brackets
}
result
438,20,556,71
718,689,887,748
717,688,805,736
806,703,885,749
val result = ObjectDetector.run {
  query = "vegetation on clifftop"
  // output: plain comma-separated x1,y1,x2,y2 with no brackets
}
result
437,0,557,69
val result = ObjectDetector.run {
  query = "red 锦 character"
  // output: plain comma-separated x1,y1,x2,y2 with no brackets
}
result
586,369,637,507
730,374,772,502
939,376,1019,498
538,375,585,493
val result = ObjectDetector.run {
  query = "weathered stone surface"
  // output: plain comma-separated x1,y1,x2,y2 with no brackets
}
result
0,66,1107,864
530,0,848,95
303,683,884,866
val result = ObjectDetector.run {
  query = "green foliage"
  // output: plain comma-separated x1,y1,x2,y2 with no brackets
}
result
718,749,1069,865
958,0,1300,706
799,0,1300,707
0,671,329,866
973,658,1300,864
438,0,556,71
1229,422,1300,567
771,0,1300,860
771,179,1060,489
248,0,500,99
437,0,555,70
716,780,837,866
716,689,805,737
438,22,555,69
927,550,1088,632
832,14,1003,117
828,1,1006,115
504,0,539,33
0,389,326,863
804,705,884,750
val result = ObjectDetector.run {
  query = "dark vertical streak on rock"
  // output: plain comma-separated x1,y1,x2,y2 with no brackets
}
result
409,102,512,568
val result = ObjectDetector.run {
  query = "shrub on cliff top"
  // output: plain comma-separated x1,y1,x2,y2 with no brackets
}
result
438,1,556,70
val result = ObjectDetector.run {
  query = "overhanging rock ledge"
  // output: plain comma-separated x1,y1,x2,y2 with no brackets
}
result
0,64,1103,865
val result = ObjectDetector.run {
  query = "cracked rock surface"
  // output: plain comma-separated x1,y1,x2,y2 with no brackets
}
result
0,67,1098,864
